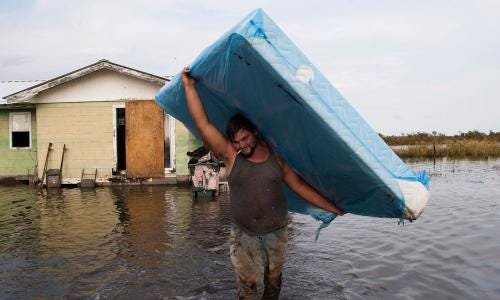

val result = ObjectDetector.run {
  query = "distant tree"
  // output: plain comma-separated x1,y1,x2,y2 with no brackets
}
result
379,130,499,145
460,130,486,140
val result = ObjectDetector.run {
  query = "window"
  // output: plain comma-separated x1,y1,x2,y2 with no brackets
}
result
10,112,31,148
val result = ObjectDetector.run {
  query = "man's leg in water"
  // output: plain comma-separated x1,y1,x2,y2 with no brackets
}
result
229,226,265,299
263,226,288,300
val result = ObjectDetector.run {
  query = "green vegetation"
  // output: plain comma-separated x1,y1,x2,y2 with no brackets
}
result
380,130,500,145
379,130,500,159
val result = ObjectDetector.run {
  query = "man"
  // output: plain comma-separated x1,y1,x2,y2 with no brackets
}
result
182,67,344,299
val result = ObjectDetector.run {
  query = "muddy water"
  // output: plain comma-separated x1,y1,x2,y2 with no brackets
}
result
1,159,499,299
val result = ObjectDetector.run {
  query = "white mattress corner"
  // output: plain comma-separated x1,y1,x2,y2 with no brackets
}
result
397,179,429,220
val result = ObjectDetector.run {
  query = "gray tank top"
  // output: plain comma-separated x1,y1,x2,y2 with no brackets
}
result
228,151,288,234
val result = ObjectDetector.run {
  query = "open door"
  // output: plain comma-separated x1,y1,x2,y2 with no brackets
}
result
125,100,164,178
116,107,126,171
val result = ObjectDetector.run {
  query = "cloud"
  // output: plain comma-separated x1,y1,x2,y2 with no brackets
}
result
1,0,499,134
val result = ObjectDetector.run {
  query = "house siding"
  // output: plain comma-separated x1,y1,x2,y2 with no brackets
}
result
0,108,37,177
30,68,163,104
36,102,115,183
174,120,202,176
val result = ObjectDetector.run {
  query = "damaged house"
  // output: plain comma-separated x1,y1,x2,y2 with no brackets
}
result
0,60,200,185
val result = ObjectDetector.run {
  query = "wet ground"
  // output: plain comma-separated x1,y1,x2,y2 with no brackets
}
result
1,159,499,299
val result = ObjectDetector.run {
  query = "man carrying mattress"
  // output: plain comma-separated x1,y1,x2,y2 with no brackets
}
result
182,67,344,299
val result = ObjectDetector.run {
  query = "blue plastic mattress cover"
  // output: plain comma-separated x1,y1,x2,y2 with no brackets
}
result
156,9,430,225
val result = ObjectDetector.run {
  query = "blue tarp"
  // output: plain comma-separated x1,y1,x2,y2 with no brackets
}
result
156,9,430,225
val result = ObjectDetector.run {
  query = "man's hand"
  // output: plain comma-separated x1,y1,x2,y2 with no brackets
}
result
182,66,195,87
332,207,345,216
322,200,345,216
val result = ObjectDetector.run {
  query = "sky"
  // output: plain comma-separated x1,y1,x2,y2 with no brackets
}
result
1,0,499,135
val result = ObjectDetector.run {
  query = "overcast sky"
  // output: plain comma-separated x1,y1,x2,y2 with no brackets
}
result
1,0,499,135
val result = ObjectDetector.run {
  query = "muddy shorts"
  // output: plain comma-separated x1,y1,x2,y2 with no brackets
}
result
229,225,288,299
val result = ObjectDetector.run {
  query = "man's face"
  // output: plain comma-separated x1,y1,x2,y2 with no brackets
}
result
232,129,257,157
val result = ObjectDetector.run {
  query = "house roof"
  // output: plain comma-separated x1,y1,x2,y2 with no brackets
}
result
1,80,46,101
3,59,169,103
0,80,44,108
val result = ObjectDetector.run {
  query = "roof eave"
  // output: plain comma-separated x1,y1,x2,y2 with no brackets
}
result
0,102,36,109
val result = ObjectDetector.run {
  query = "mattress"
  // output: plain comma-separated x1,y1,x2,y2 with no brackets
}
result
155,9,430,225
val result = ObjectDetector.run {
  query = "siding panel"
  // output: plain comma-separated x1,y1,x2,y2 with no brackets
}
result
36,102,115,181
0,109,37,176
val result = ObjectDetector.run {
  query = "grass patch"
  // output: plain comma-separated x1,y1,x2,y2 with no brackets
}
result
394,140,500,159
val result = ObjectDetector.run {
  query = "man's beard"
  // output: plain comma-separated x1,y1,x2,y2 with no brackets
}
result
240,144,256,157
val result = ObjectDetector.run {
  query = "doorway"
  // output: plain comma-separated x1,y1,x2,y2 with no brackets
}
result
116,107,126,171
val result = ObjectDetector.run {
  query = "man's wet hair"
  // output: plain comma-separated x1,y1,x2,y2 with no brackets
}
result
226,114,257,142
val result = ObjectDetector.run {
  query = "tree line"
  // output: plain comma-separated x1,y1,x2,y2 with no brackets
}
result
379,130,500,145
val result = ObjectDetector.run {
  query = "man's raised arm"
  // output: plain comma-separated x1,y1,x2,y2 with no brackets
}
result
182,67,234,162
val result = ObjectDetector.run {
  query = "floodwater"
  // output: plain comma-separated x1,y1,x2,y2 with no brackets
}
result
1,159,499,299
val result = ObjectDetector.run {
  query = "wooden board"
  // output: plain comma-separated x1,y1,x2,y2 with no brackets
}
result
125,100,164,178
